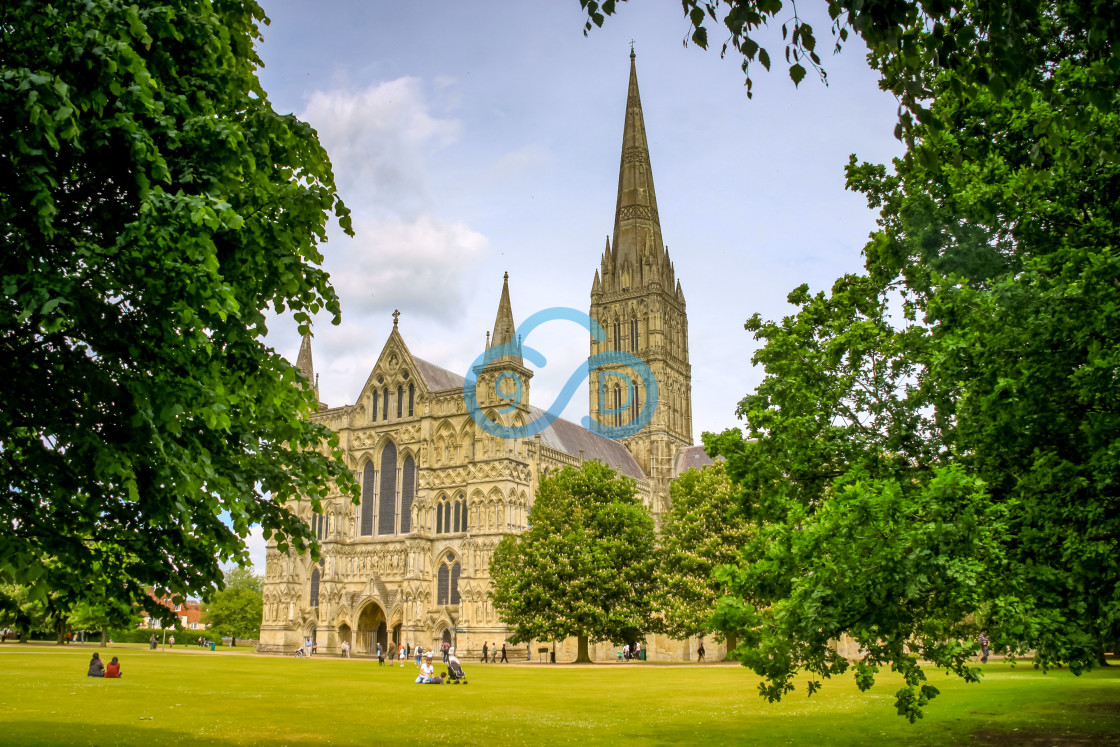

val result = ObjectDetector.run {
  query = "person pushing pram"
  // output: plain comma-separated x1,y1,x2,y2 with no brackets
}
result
446,648,468,684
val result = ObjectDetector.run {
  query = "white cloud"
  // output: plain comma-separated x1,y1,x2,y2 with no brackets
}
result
245,525,267,576
220,524,267,578
491,144,549,180
301,77,461,217
328,215,488,320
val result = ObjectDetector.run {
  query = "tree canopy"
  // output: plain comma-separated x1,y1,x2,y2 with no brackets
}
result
584,0,1119,720
0,0,357,613
581,1,1117,139
202,566,263,639
652,462,749,644
489,460,655,663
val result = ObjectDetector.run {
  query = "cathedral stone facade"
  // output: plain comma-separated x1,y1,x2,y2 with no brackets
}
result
259,52,718,662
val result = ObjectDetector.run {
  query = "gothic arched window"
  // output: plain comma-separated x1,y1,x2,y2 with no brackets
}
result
378,442,397,535
382,387,389,420
400,456,415,534
437,562,449,605
309,568,320,607
360,462,374,536
613,319,621,350
397,385,403,418
408,383,415,416
630,318,638,351
456,493,466,532
371,391,378,422
450,561,461,605
437,555,461,605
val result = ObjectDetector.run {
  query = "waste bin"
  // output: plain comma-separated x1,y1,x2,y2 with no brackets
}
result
640,648,646,661
210,641,216,651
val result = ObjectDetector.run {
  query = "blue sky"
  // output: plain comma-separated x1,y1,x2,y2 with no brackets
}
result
246,1,904,570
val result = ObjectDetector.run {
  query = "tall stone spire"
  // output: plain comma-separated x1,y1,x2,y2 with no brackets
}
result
589,50,694,525
611,49,666,282
486,272,522,364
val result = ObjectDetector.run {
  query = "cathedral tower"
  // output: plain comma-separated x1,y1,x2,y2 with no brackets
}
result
589,50,693,516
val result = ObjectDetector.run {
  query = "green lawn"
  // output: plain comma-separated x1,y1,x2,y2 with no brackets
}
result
1,645,1117,745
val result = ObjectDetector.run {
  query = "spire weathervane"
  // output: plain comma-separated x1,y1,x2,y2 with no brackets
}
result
629,39,635,57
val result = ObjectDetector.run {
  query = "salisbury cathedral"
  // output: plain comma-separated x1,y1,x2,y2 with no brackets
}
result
259,52,718,661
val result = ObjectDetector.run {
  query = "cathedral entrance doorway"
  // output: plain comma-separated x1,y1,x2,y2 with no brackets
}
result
337,624,351,646
392,623,402,648
355,603,387,656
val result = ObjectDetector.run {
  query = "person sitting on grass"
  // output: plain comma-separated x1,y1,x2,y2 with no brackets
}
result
87,652,104,678
104,656,121,678
415,652,434,684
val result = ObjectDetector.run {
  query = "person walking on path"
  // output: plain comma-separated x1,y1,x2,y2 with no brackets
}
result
696,641,705,662
442,640,450,663
377,642,383,665
481,642,489,663
399,643,406,667
978,631,990,663
169,635,175,649
415,645,423,667
499,644,508,663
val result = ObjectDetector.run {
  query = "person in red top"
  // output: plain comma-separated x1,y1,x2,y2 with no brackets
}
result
104,656,122,678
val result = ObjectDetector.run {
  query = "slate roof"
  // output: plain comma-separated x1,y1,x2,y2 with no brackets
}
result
673,444,717,477
413,357,466,393
408,356,645,480
528,406,645,480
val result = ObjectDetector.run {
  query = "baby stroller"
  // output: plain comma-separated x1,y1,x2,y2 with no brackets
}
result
446,656,468,685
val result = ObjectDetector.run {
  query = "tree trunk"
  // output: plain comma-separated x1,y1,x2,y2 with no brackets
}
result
575,635,592,664
100,628,107,648
55,619,65,645
723,632,738,661
1098,642,1110,667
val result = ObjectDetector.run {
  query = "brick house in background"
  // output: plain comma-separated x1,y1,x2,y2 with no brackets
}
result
137,591,209,631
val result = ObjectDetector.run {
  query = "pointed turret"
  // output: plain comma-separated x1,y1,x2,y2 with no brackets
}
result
610,49,665,281
295,332,320,403
486,272,522,364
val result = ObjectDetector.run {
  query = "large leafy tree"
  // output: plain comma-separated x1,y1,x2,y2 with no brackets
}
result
201,566,263,639
586,0,1119,720
489,460,656,663
0,1,357,611
651,462,750,646
69,595,142,647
